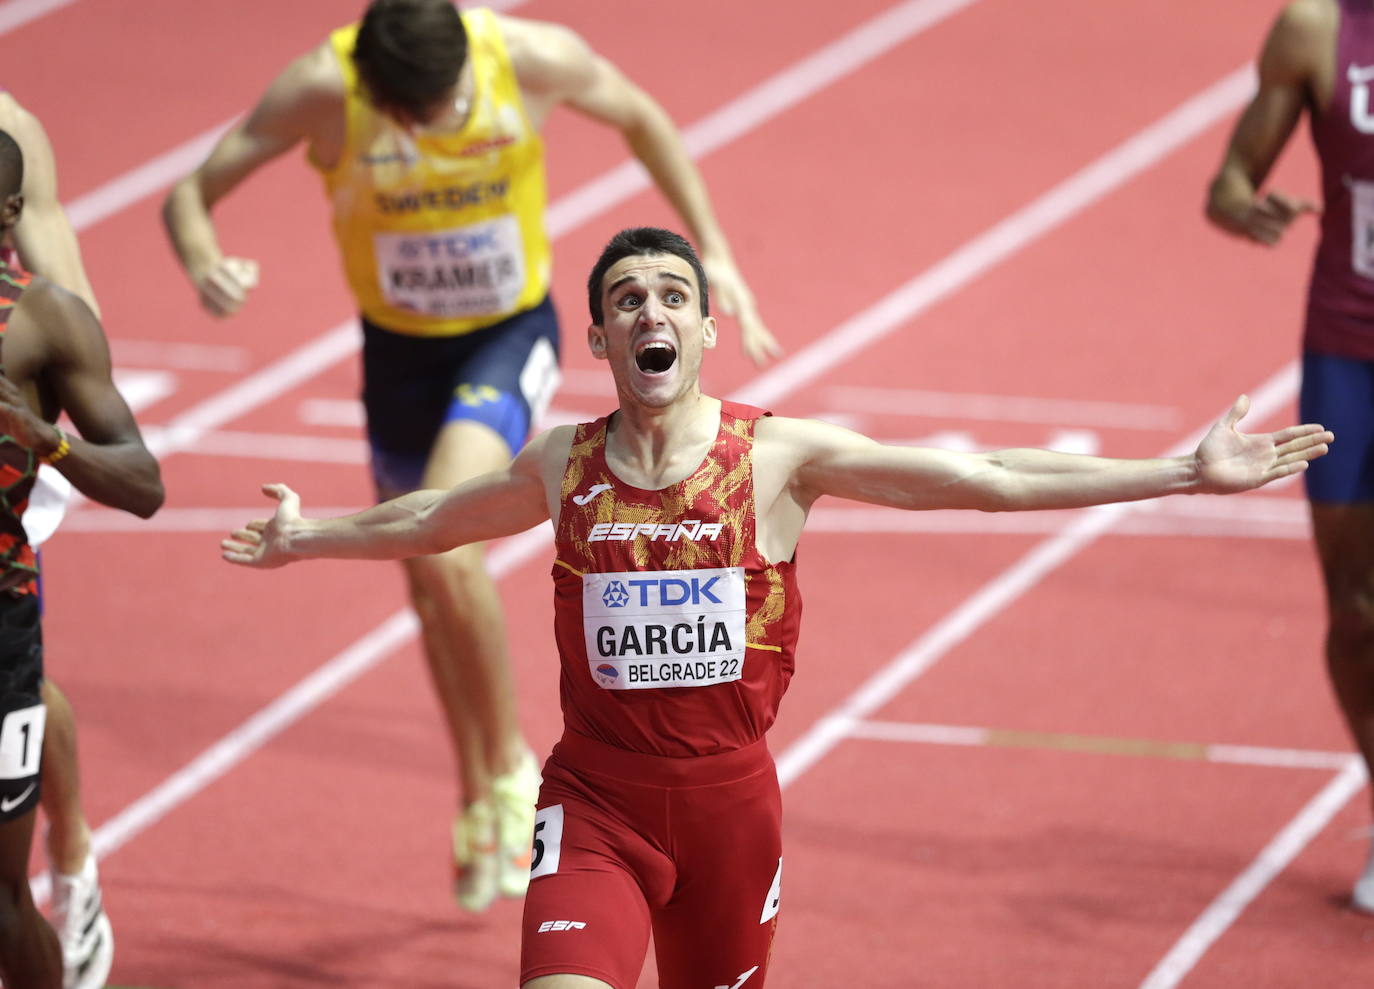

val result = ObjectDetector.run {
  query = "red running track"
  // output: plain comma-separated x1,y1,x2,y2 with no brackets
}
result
3,0,1370,985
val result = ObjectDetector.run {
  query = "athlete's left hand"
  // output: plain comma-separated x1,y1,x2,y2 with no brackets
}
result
700,252,782,366
1193,395,1333,493
0,374,62,456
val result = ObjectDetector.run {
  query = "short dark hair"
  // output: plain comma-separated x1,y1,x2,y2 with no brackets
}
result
0,130,22,199
587,227,710,325
353,0,468,120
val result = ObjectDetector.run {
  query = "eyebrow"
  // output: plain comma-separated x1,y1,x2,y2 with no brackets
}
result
607,271,694,296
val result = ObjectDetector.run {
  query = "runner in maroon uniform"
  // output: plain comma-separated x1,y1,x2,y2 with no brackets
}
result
223,227,1332,987
1205,0,1374,911
0,130,162,989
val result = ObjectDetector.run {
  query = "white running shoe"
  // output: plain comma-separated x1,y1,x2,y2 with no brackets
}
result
452,799,498,912
1353,844,1374,914
49,852,114,989
492,751,541,899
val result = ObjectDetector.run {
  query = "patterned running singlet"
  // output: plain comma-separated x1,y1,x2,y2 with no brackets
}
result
552,402,802,757
0,261,39,594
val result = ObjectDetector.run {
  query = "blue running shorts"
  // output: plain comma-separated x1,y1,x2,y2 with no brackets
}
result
1300,351,1374,504
361,296,561,496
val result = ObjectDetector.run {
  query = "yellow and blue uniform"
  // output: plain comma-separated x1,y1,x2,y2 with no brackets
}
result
316,9,560,492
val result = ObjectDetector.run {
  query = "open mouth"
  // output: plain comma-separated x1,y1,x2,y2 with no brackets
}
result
635,340,677,374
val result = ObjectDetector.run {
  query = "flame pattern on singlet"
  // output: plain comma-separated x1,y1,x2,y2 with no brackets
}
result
552,402,800,757
0,263,39,594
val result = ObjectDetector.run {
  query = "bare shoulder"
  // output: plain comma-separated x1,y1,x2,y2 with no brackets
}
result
0,93,49,155
0,92,33,132
1279,0,1337,34
8,274,103,373
496,13,594,93
754,415,862,488
756,414,867,456
1264,0,1337,78
272,41,346,111
13,274,90,327
518,423,577,477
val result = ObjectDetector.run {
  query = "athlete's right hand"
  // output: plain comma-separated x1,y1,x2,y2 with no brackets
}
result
1238,190,1317,245
222,483,302,568
195,256,260,317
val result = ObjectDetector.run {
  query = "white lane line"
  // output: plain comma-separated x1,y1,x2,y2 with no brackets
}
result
111,369,178,414
65,122,234,232
64,506,368,533
849,720,1355,772
1138,758,1368,989
0,0,76,36
188,430,368,464
298,398,366,428
62,323,360,517
804,496,1308,539
738,65,1258,408
822,385,1183,430
774,360,1300,790
140,321,359,460
111,340,251,372
546,0,982,235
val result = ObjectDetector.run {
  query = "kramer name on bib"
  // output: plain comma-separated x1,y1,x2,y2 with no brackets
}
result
582,566,746,690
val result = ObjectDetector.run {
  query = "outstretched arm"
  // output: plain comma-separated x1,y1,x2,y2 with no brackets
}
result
504,16,781,365
1205,0,1326,243
222,432,557,568
783,396,1331,514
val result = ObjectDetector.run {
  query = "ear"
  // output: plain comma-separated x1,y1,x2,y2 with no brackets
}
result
587,322,608,361
0,193,22,232
701,315,718,350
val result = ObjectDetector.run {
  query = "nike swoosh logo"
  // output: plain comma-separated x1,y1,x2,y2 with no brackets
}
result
716,967,760,989
572,483,612,506
1,782,35,813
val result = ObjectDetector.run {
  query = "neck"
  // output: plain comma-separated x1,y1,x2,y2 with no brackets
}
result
607,393,721,488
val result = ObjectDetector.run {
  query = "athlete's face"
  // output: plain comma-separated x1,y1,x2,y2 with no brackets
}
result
589,253,717,410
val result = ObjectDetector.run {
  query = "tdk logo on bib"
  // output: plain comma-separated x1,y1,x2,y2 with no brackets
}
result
602,576,723,609
583,567,746,690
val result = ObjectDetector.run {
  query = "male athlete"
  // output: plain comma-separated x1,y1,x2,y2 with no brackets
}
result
164,0,777,910
0,130,164,989
221,227,1331,987
1,88,122,989
1205,0,1374,911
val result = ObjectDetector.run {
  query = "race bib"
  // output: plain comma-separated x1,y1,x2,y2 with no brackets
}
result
583,567,746,690
373,215,526,317
1353,180,1374,279
0,704,44,780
